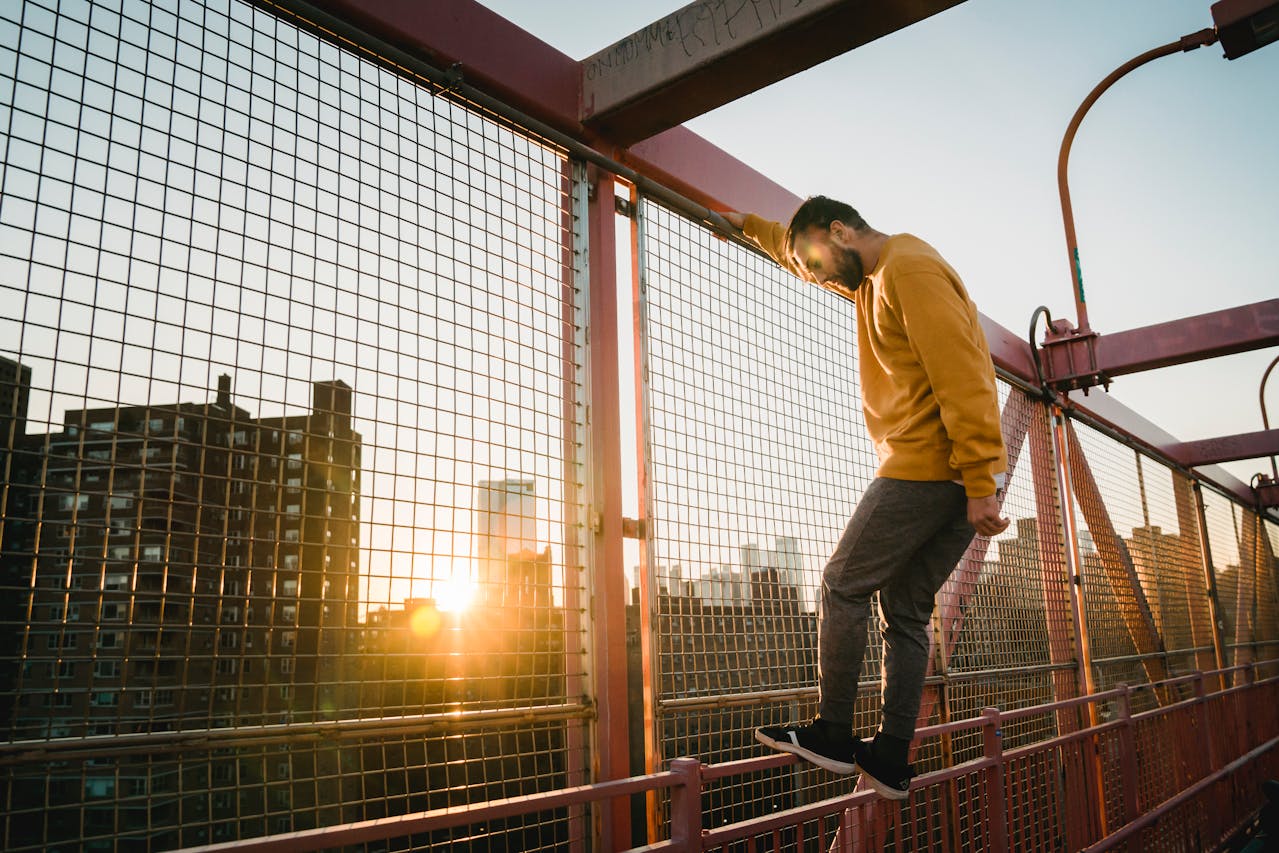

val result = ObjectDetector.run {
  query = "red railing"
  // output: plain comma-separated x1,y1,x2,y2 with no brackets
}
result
179,664,1279,853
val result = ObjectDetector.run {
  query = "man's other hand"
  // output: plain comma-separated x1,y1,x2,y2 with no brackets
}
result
968,494,1010,537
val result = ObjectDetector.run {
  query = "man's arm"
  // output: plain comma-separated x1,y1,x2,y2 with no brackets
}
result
721,212,806,280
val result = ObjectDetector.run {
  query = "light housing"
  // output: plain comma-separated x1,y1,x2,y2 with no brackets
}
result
1211,0,1279,58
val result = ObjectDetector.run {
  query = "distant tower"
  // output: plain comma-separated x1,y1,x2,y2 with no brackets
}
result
474,479,538,605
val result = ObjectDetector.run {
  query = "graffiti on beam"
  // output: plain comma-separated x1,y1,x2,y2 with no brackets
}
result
585,0,812,81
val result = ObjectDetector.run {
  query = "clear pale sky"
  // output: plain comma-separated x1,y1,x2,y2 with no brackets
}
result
481,0,1279,488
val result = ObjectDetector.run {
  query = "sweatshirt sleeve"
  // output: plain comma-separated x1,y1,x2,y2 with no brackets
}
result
741,214,804,279
889,270,1005,497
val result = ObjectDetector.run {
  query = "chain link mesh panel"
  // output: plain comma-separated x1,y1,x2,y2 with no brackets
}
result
0,0,588,849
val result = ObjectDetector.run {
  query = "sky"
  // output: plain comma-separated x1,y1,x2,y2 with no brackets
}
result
480,0,1279,489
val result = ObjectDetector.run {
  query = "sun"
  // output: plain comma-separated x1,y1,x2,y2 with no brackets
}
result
434,573,476,613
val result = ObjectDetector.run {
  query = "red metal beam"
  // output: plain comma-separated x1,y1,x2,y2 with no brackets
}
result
581,0,966,145
1159,428,1279,467
1040,299,1279,388
305,0,581,133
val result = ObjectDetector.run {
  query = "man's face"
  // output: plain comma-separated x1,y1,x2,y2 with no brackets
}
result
791,223,864,291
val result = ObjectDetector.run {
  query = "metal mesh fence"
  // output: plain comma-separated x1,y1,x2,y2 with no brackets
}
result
0,0,588,849
1,0,1277,850
635,196,873,817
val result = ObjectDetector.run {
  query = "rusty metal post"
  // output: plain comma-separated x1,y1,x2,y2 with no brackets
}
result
1029,400,1084,730
1191,481,1229,687
981,707,1010,853
1114,684,1140,827
1049,407,1110,839
1050,408,1097,701
629,186,666,844
583,163,632,851
668,757,704,853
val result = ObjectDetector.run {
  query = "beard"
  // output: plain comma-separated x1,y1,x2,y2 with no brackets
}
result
828,245,865,289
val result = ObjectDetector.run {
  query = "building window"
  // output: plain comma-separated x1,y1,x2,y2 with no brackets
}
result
136,691,151,708
281,579,298,596
216,659,238,675
105,572,129,589
283,531,300,545
279,632,295,650
108,494,133,510
281,605,296,623
91,691,119,707
219,633,240,650
88,421,114,433
101,603,125,621
97,632,120,649
154,690,174,706
54,693,74,708
280,659,295,674
87,449,110,460
142,545,163,562
147,417,164,432
57,661,74,679
95,660,120,678
215,687,236,702
58,494,90,512
279,685,293,700
85,778,115,798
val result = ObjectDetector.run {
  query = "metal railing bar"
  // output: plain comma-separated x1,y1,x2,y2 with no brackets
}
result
1080,735,1279,852
179,770,681,853
0,702,592,765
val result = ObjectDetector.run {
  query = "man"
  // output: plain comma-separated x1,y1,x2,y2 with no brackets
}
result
724,197,1009,799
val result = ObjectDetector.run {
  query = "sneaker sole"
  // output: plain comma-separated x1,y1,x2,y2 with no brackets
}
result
858,768,911,801
753,728,857,775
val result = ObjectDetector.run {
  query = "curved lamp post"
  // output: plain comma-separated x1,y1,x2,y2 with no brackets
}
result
1040,0,1279,394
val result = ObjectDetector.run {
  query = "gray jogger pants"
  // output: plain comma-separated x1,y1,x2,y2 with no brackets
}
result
818,476,975,739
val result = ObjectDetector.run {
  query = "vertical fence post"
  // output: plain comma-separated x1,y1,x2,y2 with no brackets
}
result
584,163,632,851
669,757,704,853
1049,408,1109,842
981,708,1010,853
1114,684,1140,827
1191,481,1228,688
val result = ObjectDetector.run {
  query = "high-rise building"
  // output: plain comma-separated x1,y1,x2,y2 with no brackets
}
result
474,478,537,606
2,371,362,848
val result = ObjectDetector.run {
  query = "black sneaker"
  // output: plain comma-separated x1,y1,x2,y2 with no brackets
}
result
753,719,858,774
852,737,914,800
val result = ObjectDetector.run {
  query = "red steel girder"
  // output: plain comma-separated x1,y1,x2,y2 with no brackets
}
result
581,0,966,145
1159,428,1279,468
1040,298,1279,389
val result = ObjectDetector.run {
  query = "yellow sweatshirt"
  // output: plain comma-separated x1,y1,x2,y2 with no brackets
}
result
742,214,1007,498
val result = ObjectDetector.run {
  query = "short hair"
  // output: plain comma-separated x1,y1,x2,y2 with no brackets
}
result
784,196,869,256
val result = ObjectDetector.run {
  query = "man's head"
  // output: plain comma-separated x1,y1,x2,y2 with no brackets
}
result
785,196,871,290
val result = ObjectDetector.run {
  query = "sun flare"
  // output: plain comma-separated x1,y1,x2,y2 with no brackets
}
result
434,574,476,613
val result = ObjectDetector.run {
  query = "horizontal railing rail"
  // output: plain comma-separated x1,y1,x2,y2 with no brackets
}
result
167,663,1279,852
0,702,592,766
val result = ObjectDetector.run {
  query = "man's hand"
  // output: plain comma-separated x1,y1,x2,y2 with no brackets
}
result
967,493,1010,537
721,211,746,230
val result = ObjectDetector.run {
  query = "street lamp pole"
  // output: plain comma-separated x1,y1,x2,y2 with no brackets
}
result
1056,28,1218,337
